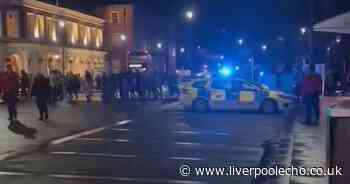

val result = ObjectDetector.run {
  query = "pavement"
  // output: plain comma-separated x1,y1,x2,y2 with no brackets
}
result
289,97,346,184
0,93,143,160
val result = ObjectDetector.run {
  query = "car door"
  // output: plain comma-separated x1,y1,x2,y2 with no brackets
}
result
209,78,232,110
237,81,259,109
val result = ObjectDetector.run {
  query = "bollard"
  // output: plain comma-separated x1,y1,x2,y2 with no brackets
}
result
328,100,350,184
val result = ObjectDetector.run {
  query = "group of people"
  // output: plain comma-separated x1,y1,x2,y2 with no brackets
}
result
0,63,99,123
102,70,168,102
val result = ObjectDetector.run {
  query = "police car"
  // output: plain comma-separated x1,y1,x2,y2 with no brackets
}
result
179,77,295,113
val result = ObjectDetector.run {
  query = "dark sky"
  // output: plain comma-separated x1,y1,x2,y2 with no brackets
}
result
41,0,350,50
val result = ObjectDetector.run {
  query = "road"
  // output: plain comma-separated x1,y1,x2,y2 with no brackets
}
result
0,103,296,184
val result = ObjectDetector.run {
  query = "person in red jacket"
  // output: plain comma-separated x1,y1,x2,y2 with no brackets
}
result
301,64,322,125
1,64,19,121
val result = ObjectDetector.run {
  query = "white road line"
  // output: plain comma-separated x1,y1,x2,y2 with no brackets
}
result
0,171,31,176
115,120,131,126
51,119,131,145
50,174,206,184
111,128,135,132
113,139,132,143
170,157,205,161
172,130,230,136
75,138,104,141
172,131,200,135
173,142,202,146
51,152,137,158
0,172,206,184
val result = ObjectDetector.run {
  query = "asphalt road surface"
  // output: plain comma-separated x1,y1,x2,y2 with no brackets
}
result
0,105,296,184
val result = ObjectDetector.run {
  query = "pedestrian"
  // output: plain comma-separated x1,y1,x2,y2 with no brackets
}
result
301,64,322,125
19,70,30,99
72,74,81,100
0,64,19,121
84,71,93,102
65,72,75,101
31,73,50,121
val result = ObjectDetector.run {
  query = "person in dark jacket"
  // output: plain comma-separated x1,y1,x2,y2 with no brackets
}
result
1,64,19,121
301,64,322,125
31,73,50,121
20,70,30,99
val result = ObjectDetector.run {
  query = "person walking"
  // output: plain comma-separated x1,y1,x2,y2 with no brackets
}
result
301,64,322,125
31,74,50,121
84,71,94,102
19,70,30,99
1,64,19,121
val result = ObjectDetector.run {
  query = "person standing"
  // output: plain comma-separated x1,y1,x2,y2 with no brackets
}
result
84,71,94,102
31,74,50,121
19,70,30,99
301,64,322,125
1,64,19,121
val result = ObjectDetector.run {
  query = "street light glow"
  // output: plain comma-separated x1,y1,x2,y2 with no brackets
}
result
261,44,267,51
59,20,65,28
186,10,194,20
336,36,341,44
220,55,224,60
157,42,163,49
180,47,185,53
237,38,244,45
120,34,127,41
300,27,307,35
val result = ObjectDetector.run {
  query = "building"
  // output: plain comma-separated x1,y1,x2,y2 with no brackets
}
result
96,5,133,73
0,0,106,76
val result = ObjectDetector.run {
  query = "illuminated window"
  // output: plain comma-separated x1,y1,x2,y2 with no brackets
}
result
96,29,103,48
111,11,121,24
46,17,57,42
71,22,78,45
6,11,20,38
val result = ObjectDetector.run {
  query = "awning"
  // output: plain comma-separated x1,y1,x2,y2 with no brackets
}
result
314,11,350,34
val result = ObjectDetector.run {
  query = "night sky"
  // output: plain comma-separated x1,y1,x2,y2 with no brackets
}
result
41,0,350,52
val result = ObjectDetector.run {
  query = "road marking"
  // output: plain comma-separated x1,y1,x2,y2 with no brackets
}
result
0,171,206,184
170,157,205,161
116,120,131,126
50,174,206,184
0,171,31,176
173,142,202,146
113,139,132,143
111,128,135,132
75,138,104,141
51,152,137,158
172,131,200,135
172,130,230,136
50,120,131,145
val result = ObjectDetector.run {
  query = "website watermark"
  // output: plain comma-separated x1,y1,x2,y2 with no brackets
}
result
179,164,343,178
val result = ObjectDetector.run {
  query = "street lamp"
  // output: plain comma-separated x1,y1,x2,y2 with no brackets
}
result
180,47,185,53
220,55,225,60
186,10,194,21
237,38,244,45
120,34,127,42
157,42,163,49
261,44,267,51
300,27,307,35
59,20,65,28
336,36,341,44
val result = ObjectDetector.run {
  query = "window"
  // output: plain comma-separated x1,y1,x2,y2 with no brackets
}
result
6,11,20,38
46,17,57,42
111,11,121,24
211,79,231,90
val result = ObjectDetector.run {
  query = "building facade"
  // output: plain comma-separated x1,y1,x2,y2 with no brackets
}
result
0,0,106,76
96,5,133,73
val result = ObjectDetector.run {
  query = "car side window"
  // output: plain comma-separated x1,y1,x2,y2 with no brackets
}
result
241,82,258,91
211,79,231,90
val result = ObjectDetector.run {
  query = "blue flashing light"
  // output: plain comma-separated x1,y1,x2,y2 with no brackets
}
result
235,66,240,71
219,66,233,77
259,71,265,77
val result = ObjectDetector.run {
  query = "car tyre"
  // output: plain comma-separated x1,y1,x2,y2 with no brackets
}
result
192,99,209,112
261,99,278,114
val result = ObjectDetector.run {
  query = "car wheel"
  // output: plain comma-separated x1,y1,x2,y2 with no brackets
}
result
261,99,278,114
192,99,208,112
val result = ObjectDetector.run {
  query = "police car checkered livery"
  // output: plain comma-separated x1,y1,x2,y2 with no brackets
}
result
179,77,295,113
